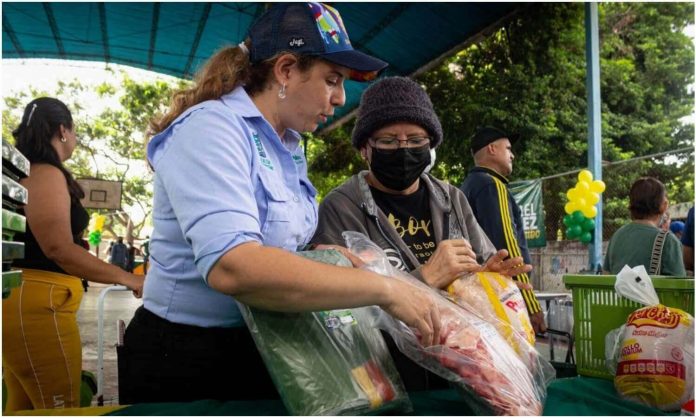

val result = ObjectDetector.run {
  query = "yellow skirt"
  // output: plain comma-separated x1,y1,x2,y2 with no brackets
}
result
3,269,84,411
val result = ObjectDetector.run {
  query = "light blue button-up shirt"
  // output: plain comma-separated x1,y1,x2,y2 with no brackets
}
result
143,86,318,327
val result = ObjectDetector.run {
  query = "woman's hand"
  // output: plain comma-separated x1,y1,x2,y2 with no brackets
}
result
313,244,365,268
120,273,145,298
481,249,533,278
420,239,479,289
380,279,441,347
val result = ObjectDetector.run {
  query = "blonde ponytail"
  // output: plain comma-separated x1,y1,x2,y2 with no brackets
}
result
150,40,321,135
150,41,251,134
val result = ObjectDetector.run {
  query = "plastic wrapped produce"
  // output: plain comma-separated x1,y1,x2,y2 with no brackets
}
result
343,231,555,416
606,265,694,411
238,249,411,416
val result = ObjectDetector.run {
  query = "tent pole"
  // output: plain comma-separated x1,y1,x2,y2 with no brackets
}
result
585,2,603,272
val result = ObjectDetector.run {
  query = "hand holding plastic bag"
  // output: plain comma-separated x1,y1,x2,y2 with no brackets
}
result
238,249,411,415
343,231,555,416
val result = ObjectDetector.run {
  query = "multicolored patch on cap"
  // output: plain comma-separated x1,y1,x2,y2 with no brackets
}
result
308,2,351,51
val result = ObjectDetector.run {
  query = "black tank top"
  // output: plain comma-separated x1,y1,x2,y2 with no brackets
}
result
14,181,90,275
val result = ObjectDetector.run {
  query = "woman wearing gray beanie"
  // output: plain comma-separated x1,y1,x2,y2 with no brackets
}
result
311,76,533,391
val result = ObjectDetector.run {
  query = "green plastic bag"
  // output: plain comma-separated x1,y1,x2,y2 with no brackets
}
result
238,250,411,415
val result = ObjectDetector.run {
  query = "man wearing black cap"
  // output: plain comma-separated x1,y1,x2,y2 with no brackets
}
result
460,127,546,334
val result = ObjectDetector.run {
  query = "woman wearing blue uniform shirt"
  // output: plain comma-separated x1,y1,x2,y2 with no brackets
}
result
119,3,441,404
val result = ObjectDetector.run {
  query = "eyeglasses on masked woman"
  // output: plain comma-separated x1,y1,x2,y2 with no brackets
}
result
368,136,431,154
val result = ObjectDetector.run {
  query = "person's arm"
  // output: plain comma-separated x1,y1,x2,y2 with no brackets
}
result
21,165,143,295
208,242,440,345
682,208,694,272
662,234,687,277
470,181,544,330
684,246,694,272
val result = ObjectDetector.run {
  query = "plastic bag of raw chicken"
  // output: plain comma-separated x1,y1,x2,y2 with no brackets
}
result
342,231,555,416
606,265,694,411
447,272,536,351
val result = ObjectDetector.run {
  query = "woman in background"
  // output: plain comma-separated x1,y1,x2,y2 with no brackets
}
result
3,97,143,411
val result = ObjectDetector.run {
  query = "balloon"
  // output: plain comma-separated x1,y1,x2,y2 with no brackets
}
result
88,230,102,246
578,169,593,183
95,215,105,231
575,197,587,209
582,218,595,231
581,205,598,219
564,202,576,215
566,188,579,201
580,231,593,244
572,210,585,224
563,215,573,227
565,227,575,239
586,192,600,205
590,180,606,193
576,180,590,193
570,225,583,238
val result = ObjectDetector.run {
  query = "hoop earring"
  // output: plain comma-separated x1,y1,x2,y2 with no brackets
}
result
60,137,67,143
278,83,286,100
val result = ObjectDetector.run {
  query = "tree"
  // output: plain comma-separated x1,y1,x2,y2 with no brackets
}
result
2,68,187,241
305,3,692,240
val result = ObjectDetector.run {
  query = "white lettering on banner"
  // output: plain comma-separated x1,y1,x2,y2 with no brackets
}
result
521,203,536,217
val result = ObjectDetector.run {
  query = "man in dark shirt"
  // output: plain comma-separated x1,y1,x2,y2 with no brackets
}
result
110,236,128,271
460,127,546,334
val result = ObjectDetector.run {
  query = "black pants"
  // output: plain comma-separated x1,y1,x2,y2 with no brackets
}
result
118,306,279,404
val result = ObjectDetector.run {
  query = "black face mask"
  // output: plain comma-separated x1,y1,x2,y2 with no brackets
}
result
370,145,431,191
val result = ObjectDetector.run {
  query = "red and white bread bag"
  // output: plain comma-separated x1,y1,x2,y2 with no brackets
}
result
608,265,694,411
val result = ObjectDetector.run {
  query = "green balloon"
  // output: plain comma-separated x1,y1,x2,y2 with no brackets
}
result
580,232,592,244
582,218,595,231
563,215,573,227
565,227,576,239
570,225,582,238
572,210,585,224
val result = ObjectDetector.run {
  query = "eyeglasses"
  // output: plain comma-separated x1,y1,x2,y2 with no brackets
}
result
369,136,431,152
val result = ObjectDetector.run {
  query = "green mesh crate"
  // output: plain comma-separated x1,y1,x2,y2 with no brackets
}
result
563,275,694,380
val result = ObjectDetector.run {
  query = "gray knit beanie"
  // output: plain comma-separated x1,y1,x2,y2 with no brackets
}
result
351,76,443,149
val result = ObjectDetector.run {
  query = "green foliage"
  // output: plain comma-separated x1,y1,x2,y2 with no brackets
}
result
3,69,186,238
307,2,693,237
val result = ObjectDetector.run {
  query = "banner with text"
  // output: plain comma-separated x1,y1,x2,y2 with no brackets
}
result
509,179,546,248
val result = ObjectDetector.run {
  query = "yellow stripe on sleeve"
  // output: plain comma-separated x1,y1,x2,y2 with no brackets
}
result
490,176,542,314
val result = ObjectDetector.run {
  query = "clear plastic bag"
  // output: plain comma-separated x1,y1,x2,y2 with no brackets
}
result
343,231,555,416
606,265,694,411
238,249,411,415
447,272,536,350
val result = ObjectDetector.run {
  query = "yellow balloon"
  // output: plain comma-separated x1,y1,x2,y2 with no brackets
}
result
581,205,597,219
566,188,578,201
587,192,600,205
578,169,593,183
590,180,606,193
95,215,105,231
575,197,587,208
576,180,590,193
564,202,576,215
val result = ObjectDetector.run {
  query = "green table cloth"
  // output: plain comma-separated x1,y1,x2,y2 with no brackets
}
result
104,376,674,416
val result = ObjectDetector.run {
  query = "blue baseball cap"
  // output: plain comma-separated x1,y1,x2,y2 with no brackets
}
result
248,2,388,81
670,220,685,234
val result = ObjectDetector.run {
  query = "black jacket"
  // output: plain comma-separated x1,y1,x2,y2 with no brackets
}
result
460,166,541,314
